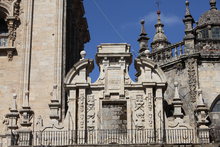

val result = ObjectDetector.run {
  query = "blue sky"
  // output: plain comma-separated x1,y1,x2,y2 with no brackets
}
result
84,0,220,81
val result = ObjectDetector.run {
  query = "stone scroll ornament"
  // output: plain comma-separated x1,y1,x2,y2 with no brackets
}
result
135,95,145,130
187,58,197,102
87,95,95,130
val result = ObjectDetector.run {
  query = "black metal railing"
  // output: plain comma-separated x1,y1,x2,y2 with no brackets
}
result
10,128,217,146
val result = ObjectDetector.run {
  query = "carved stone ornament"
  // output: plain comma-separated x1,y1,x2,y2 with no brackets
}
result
187,58,197,102
87,95,95,130
134,95,145,129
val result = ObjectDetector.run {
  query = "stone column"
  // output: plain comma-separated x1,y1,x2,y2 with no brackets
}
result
154,87,164,143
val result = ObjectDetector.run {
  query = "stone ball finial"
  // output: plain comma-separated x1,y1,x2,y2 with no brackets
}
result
140,19,145,25
185,0,189,6
80,50,86,59
144,50,150,54
13,93,17,99
174,81,178,87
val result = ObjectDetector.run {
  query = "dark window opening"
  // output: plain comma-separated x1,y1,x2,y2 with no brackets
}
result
0,18,8,34
212,27,220,39
212,99,220,112
199,28,209,39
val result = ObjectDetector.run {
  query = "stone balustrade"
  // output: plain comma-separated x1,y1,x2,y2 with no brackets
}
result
149,42,185,65
10,128,216,146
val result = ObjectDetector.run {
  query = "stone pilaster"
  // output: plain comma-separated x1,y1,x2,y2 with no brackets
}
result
155,88,164,143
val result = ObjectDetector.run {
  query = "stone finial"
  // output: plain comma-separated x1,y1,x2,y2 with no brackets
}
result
11,94,17,111
80,50,86,60
140,19,147,36
185,0,191,16
174,81,179,99
183,0,195,47
151,10,170,51
5,94,19,130
137,19,150,55
197,89,205,106
156,10,162,25
23,91,30,108
196,89,209,129
173,82,184,119
210,0,217,10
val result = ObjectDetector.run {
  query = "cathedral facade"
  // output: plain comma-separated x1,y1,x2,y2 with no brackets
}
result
0,0,219,147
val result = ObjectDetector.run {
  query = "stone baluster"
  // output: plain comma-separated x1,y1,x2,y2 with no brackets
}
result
175,47,178,58
179,45,183,55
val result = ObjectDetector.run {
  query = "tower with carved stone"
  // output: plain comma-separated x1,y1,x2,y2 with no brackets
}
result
0,0,89,146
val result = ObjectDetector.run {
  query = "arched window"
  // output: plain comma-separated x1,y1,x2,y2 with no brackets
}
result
212,98,220,112
198,28,209,39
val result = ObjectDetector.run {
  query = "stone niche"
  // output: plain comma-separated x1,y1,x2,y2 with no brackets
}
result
64,43,167,134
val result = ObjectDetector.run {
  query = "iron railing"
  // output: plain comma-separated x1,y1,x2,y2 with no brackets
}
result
10,128,216,146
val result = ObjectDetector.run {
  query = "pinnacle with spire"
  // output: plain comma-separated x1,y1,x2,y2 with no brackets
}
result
183,0,195,43
210,0,217,10
185,1,191,16
151,10,170,51
138,19,149,55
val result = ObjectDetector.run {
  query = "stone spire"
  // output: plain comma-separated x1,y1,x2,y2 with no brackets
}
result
183,0,195,52
151,10,170,51
210,0,217,10
138,19,150,56
185,0,191,16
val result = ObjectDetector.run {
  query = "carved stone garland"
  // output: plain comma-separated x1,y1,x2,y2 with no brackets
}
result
87,95,95,130
79,93,85,130
147,93,153,128
187,58,197,102
134,95,145,129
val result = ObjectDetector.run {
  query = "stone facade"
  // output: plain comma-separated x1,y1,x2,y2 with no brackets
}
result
0,0,220,147
0,0,89,146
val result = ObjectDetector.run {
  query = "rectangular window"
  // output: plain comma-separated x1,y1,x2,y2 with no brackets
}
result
200,28,209,39
212,27,220,39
